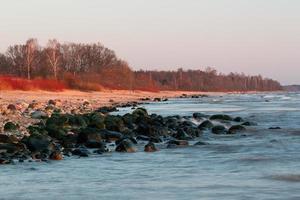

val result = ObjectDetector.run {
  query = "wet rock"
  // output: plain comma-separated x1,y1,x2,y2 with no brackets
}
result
96,106,118,114
115,139,136,153
77,127,102,145
210,114,233,121
211,125,227,134
132,108,148,118
0,143,25,154
0,158,11,165
22,134,55,154
233,117,244,122
242,121,258,126
193,112,207,119
104,115,125,132
228,125,246,134
167,140,189,148
49,151,63,160
3,122,19,132
154,97,162,102
88,112,105,129
144,142,158,152
194,141,209,145
0,134,18,144
100,130,123,142
269,127,281,130
72,146,90,157
198,120,214,130
173,129,192,140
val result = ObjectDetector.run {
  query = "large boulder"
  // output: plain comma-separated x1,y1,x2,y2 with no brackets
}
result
198,120,214,130
77,127,102,145
228,125,246,134
88,113,105,129
144,142,158,152
211,125,227,134
104,115,125,132
167,140,189,148
3,122,19,132
115,139,136,153
22,134,55,154
210,114,233,121
100,129,123,142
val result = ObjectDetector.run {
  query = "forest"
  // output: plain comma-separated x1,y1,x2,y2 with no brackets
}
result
0,38,282,91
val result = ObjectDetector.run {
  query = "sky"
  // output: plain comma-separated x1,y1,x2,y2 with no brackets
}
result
0,0,299,84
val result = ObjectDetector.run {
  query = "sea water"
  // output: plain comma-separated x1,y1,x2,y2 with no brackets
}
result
0,93,299,200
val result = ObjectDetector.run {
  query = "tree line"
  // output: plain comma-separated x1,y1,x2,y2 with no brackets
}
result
0,38,281,91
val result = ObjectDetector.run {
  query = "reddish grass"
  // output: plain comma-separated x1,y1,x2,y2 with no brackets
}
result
0,76,66,91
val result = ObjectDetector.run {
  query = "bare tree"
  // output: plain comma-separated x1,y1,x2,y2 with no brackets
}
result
25,38,39,79
45,39,61,79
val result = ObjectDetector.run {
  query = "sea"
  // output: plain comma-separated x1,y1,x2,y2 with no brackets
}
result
0,92,299,200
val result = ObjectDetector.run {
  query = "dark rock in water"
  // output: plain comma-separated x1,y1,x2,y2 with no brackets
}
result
144,142,158,152
4,122,18,132
85,141,105,148
198,120,214,130
115,139,136,153
242,121,258,126
96,106,118,114
173,129,193,140
115,137,137,146
77,127,102,145
132,108,148,118
228,125,246,134
212,125,227,134
49,151,63,160
122,113,135,129
0,143,25,154
100,130,123,142
88,113,105,129
269,127,281,130
22,134,54,153
0,158,11,165
104,115,125,132
210,114,233,121
154,97,162,102
194,141,209,145
233,117,244,122
193,112,207,119
72,147,90,157
68,115,88,128
167,140,189,147
182,126,202,137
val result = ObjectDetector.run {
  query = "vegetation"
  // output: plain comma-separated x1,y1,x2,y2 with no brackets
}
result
0,38,282,91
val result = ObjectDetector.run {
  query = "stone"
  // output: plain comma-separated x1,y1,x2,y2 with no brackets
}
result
228,125,246,134
210,114,233,121
3,122,19,132
144,142,158,152
31,110,48,119
115,139,136,153
212,125,227,134
198,120,214,130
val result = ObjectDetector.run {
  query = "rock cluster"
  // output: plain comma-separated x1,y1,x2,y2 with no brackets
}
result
0,101,256,164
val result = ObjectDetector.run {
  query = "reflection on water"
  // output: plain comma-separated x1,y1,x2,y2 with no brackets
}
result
1,92,300,200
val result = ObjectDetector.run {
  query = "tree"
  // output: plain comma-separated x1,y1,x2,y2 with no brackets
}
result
25,38,39,80
45,39,61,79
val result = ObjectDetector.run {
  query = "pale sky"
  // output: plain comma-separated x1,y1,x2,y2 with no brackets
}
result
0,0,299,84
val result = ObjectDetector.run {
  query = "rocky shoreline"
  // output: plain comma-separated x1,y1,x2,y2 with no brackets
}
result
0,92,257,165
